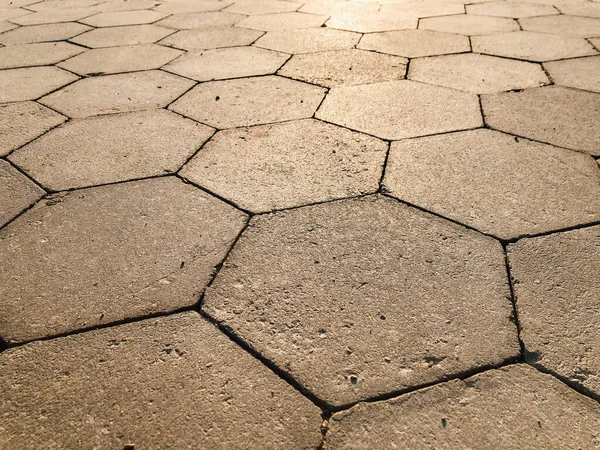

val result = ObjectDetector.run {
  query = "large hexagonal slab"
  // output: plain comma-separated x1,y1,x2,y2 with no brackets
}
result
154,0,232,14
224,0,301,15
81,10,167,27
520,15,600,38
236,11,327,31
325,12,417,33
0,67,78,103
0,22,91,45
358,29,470,58
0,160,44,227
70,24,175,48
159,27,263,50
545,56,600,93
203,196,519,407
156,11,245,29
466,1,559,18
420,14,519,35
0,42,84,69
255,28,360,54
380,1,464,18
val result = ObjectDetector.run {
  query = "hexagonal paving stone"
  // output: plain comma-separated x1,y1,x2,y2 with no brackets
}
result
58,44,182,75
154,0,232,14
316,80,482,140
0,22,91,45
482,86,600,155
358,29,470,58
420,14,519,35
509,227,600,398
224,0,301,15
521,15,600,38
170,75,325,128
0,177,246,343
40,70,194,118
0,20,17,34
88,0,160,12
180,119,387,212
545,56,600,93
383,129,600,240
26,0,99,11
466,1,558,17
69,24,175,48
325,12,417,33
156,11,245,29
325,365,600,449
300,1,378,17
279,49,407,88
0,7,29,21
203,196,519,407
164,46,287,81
0,67,78,104
409,53,548,94
0,42,84,69
556,2,600,18
0,160,44,227
0,313,322,448
379,1,465,18
592,38,600,50
10,8,97,25
237,11,327,31
160,27,263,50
10,109,214,190
81,9,167,27
255,28,361,54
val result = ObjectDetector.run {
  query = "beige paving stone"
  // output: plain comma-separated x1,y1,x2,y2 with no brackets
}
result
180,119,387,212
156,11,245,29
164,46,287,81
556,2,600,18
255,28,361,54
40,70,194,118
154,0,233,14
467,1,558,17
237,11,327,31
316,80,481,140
10,109,214,190
509,228,600,398
300,1,379,17
380,1,465,18
545,56,600,93
27,0,101,11
0,22,91,45
160,26,262,50
70,24,175,48
384,129,600,240
409,53,548,94
90,0,161,12
325,365,600,449
0,160,44,227
170,75,325,128
204,196,518,407
0,101,66,157
0,177,246,343
482,86,600,155
0,312,323,448
0,0,37,6
592,37,600,50
0,7,30,20
81,9,167,27
0,42,84,69
420,14,519,35
224,0,302,15
358,29,470,58
521,15,600,38
0,20,17,34
279,49,407,87
0,67,78,104
325,12,417,33
10,8,97,25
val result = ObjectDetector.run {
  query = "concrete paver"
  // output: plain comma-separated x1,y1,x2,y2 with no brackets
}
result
81,10,167,27
358,29,470,58
420,14,519,35
237,11,327,31
255,28,361,54
520,14,600,38
466,1,559,18
0,160,44,227
0,67,78,104
544,55,600,93
156,11,245,29
0,42,84,69
10,8,97,25
325,12,417,33
556,2,600,18
154,0,233,14
69,24,175,48
380,1,465,18
224,0,302,15
0,20,17,33
160,26,263,50
0,22,91,45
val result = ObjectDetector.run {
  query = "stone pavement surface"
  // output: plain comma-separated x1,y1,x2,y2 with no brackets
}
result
0,0,599,448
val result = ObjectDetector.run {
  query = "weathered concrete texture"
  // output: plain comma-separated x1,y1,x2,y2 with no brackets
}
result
520,15,600,38
0,67,78,104
325,12,417,33
154,0,232,14
180,119,387,212
0,22,91,45
544,56,600,93
0,177,246,343
466,1,559,18
482,86,600,155
326,365,600,449
10,109,214,190
69,24,175,48
0,42,84,69
255,28,361,54
224,0,301,15
0,312,323,449
316,80,482,140
81,10,167,27
509,227,600,398
420,14,519,35
0,160,44,227
358,29,470,58
156,11,245,29
237,11,327,31
204,196,519,407
160,27,263,50
384,129,600,240
170,75,325,128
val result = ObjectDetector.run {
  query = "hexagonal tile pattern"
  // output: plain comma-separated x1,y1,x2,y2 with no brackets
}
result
10,109,214,190
380,1,465,18
237,11,327,31
383,129,600,240
520,15,600,38
0,42,84,69
0,313,323,448
224,0,301,15
509,227,600,398
325,365,600,449
0,160,44,227
325,12,417,33
0,177,246,343
180,119,387,212
466,1,558,18
300,1,378,17
81,10,167,27
482,86,600,155
10,8,97,25
69,24,175,48
316,80,482,140
164,46,287,81
156,11,245,29
170,75,325,128
203,196,519,407
358,29,470,58
160,27,263,50
40,70,194,118
255,28,361,54
545,56,600,93
0,67,78,104
89,0,160,12
0,22,91,45
420,14,519,35
154,0,233,14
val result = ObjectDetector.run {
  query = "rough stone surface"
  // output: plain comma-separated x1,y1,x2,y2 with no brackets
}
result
69,24,175,48
520,15,600,38
544,56,600,93
326,365,600,449
255,28,361,54
224,0,301,15
0,22,91,45
0,42,84,69
156,11,245,29
325,12,417,33
420,14,519,35
466,1,559,18
0,160,44,228
237,11,327,31
0,67,78,104
358,29,470,58
81,10,167,27
0,177,246,343
0,312,323,449
160,26,263,50
204,196,519,407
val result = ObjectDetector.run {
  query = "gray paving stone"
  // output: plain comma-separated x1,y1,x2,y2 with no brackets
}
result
237,11,327,31
0,67,78,104
224,0,301,15
466,1,559,18
0,22,91,45
358,29,470,58
156,11,245,29
420,14,519,35
160,26,262,50
0,42,84,69
81,9,167,27
325,12,417,33
255,28,361,54
544,55,600,93
154,0,232,14
69,24,175,48
521,15,600,38
0,160,43,227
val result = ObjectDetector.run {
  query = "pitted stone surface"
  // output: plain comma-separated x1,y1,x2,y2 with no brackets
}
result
316,80,482,140
0,312,323,449
509,227,600,398
0,160,44,228
325,365,600,449
237,11,327,31
81,10,167,27
156,11,245,29
520,15,600,38
544,56,600,93
325,12,417,33
255,28,361,54
0,42,84,69
466,1,558,18
10,110,214,190
384,129,600,240
0,177,246,343
180,119,387,212
420,14,519,35
358,29,470,58
224,0,301,15
70,24,175,48
0,22,91,45
204,196,519,407
170,75,325,128
154,0,232,14
0,67,78,104
160,26,262,50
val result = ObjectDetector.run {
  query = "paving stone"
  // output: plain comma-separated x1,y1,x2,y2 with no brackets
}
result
592,37,600,50
409,53,548,94
279,49,407,88
0,101,65,157
0,160,44,228
237,11,327,31
0,7,30,20
0,67,77,104
156,11,245,29
0,177,246,343
380,1,465,18
325,365,600,449
300,0,379,17
0,312,323,448
160,26,262,50
224,0,301,15
466,1,559,18
482,86,600,155
81,9,166,26
180,119,387,212
255,28,361,54
27,0,101,11
384,129,600,240
40,70,194,118
204,196,518,407
170,75,325,128
164,46,287,81
545,56,600,93
0,22,91,45
358,29,470,58
0,0,37,6
556,2,600,18
0,20,17,33
10,109,214,190
325,12,417,33
154,0,233,14
509,227,600,398
316,80,481,140
521,15,600,38
10,8,97,25
70,24,175,48
420,14,519,35
90,0,161,12
0,42,84,69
